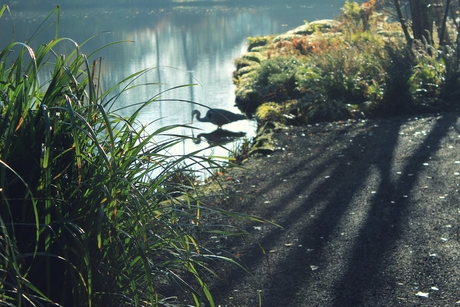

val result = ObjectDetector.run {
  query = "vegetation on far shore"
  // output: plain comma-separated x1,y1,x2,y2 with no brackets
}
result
234,0,460,126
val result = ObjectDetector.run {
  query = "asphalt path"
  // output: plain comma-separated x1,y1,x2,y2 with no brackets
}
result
208,113,460,307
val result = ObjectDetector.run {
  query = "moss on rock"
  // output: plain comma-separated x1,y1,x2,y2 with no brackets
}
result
242,52,265,63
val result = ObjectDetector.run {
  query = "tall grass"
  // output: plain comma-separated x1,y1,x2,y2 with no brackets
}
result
0,5,257,307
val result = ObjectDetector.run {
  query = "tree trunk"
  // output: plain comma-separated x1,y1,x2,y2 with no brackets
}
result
393,0,412,43
410,0,433,44
435,0,451,45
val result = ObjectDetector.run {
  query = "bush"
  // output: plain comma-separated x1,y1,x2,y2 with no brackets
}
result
235,1,460,124
256,57,300,101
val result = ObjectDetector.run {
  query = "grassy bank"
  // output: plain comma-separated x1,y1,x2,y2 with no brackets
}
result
234,0,460,125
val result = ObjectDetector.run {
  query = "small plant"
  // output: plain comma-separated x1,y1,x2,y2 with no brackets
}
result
231,137,252,163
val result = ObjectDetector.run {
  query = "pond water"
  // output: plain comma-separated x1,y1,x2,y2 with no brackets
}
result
0,1,345,172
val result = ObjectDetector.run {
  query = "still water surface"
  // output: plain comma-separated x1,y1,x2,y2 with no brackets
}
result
1,2,344,168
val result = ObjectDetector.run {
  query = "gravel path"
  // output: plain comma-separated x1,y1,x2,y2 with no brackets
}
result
207,113,460,307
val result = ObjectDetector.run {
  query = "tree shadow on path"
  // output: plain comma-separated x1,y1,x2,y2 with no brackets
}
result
211,114,460,307
331,114,458,306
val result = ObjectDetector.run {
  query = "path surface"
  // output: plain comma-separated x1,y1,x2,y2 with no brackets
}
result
207,113,460,307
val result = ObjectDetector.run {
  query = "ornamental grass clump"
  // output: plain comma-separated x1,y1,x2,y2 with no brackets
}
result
0,6,256,307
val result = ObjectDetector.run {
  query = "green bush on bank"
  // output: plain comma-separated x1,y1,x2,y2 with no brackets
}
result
234,1,460,124
0,6,258,307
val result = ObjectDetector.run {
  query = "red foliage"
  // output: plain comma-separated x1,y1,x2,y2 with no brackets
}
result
267,34,346,58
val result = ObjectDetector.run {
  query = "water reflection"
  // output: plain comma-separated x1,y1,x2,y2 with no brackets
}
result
193,129,247,146
0,2,343,161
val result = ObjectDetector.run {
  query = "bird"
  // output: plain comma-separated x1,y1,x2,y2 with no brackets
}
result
191,108,246,128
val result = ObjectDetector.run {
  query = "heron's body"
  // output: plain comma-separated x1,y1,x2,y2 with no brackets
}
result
191,108,246,128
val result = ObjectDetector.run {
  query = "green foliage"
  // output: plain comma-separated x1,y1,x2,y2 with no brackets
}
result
256,102,284,122
0,6,256,307
243,52,265,64
342,0,362,22
253,57,305,104
234,1,460,124
247,36,269,51
410,48,445,99
340,0,376,31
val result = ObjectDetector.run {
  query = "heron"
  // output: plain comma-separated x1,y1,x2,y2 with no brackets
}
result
191,108,246,128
